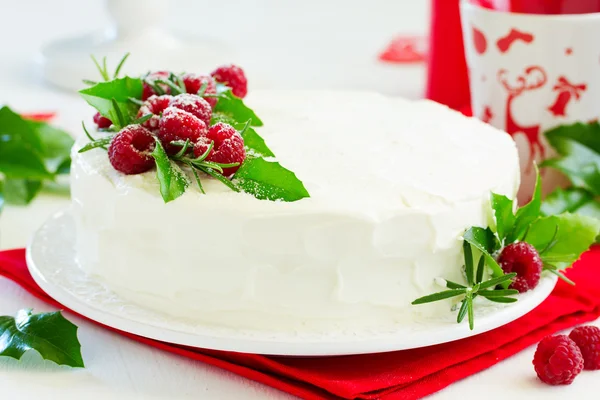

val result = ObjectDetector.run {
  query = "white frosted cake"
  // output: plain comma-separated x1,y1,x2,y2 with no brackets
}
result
71,91,520,332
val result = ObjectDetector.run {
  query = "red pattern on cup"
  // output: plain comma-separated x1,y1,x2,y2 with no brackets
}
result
547,76,587,117
472,26,488,55
496,28,534,53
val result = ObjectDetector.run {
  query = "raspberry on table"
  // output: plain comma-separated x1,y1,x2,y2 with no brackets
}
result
182,73,217,108
211,64,248,99
108,125,156,175
533,335,584,385
169,94,212,127
136,95,173,131
158,107,208,155
93,112,112,129
194,122,245,176
569,326,600,370
498,242,542,293
142,71,171,100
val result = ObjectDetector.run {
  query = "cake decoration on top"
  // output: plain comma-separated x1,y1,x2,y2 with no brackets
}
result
78,54,310,203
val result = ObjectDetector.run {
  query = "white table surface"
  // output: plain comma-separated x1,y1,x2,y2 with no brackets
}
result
0,1,598,398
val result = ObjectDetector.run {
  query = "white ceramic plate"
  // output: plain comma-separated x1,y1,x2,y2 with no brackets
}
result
27,210,557,356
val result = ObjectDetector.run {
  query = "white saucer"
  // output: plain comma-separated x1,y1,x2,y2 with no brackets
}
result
26,210,557,356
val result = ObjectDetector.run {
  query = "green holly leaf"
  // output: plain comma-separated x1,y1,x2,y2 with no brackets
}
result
541,187,600,219
233,156,310,202
491,193,515,243
463,227,504,279
151,139,189,203
214,88,263,127
526,213,600,270
0,309,84,368
542,122,600,195
508,166,542,242
210,113,274,157
79,77,143,129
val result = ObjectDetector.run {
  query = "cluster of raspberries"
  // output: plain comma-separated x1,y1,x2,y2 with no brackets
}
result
94,65,248,176
533,325,600,385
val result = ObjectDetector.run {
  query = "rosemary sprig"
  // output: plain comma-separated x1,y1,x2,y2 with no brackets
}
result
412,242,518,330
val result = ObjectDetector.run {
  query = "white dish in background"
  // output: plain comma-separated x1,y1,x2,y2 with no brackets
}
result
27,210,557,356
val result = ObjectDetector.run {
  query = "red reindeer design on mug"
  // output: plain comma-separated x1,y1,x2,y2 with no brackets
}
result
497,66,548,165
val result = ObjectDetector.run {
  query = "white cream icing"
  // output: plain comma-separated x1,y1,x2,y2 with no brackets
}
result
70,91,520,332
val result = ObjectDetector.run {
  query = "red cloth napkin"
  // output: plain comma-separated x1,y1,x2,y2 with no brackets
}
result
1,248,600,399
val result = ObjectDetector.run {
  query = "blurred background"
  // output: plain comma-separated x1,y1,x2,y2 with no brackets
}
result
1,0,429,111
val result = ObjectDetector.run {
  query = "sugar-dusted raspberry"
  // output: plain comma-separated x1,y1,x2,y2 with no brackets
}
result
108,125,156,175
533,335,584,385
569,326,600,370
93,112,112,129
169,94,212,126
182,73,217,108
158,107,208,155
193,122,245,176
142,71,171,100
211,64,248,98
136,95,173,131
498,242,542,293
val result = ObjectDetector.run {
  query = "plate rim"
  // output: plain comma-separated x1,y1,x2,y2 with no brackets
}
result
26,209,558,356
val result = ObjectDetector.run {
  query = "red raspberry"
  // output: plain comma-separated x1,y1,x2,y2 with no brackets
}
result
211,64,248,98
497,242,542,293
169,94,212,127
136,95,173,131
533,335,584,385
158,107,208,155
194,122,245,176
569,326,600,370
182,73,217,108
142,71,171,100
93,112,112,129
108,125,156,175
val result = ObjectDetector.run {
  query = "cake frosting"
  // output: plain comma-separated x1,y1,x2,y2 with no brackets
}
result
71,91,520,332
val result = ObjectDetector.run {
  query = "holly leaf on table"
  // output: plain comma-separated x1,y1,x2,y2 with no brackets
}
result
542,122,600,195
233,156,310,202
151,139,189,203
525,213,600,270
79,77,143,129
0,309,84,368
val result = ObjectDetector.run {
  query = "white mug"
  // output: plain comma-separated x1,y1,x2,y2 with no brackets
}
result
460,1,600,201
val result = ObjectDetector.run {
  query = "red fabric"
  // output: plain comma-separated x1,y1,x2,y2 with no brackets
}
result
1,248,600,399
425,0,471,111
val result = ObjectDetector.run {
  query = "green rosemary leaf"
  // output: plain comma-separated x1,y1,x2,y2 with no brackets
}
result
445,280,466,289
91,55,109,81
477,289,519,298
545,268,576,286
186,161,205,194
111,98,126,128
463,241,474,286
484,296,518,304
476,255,485,284
466,292,474,330
78,136,113,153
113,52,130,79
411,289,466,305
478,273,517,290
200,166,240,192
132,113,153,125
457,299,469,323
